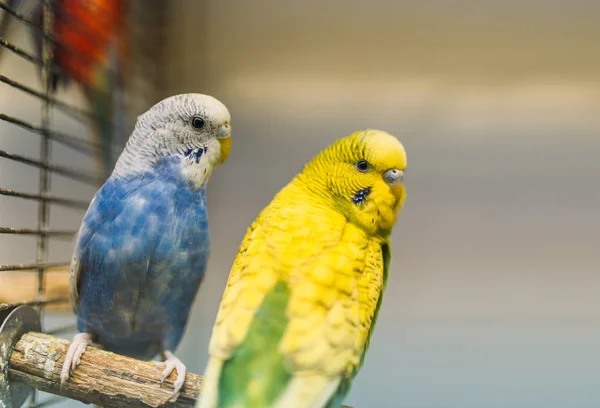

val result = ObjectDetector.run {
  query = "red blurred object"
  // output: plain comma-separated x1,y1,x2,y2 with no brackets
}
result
52,0,128,86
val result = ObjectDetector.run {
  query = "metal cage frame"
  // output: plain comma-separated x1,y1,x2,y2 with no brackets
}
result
0,2,215,407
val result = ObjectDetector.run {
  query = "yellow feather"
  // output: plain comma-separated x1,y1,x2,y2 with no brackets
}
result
272,375,342,408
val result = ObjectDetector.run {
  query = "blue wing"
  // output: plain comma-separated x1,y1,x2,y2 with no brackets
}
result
70,167,210,358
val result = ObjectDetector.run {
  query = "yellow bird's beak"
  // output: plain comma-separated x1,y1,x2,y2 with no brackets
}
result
219,137,231,164
217,123,231,164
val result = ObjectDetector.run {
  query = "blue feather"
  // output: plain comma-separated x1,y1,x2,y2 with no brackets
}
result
74,157,210,359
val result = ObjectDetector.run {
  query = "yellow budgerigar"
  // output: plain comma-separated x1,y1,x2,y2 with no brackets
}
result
197,130,407,408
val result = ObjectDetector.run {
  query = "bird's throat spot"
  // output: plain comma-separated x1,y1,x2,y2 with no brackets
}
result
184,146,208,164
352,187,372,205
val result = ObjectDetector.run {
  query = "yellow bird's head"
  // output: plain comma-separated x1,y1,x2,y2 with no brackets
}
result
299,129,407,236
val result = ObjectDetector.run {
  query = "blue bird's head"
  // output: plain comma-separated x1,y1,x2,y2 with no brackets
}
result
112,93,231,187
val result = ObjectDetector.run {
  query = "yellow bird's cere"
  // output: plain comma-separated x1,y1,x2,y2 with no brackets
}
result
198,129,407,408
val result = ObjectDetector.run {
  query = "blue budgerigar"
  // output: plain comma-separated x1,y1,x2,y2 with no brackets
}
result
60,94,232,397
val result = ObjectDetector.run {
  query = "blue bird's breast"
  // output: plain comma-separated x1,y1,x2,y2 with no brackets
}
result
75,158,211,358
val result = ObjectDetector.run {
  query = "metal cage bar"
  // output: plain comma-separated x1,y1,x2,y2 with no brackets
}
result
0,112,101,156
0,188,90,209
0,149,101,185
36,0,53,312
0,35,44,66
0,227,75,237
0,262,69,272
0,298,67,312
0,74,107,125
0,1,185,406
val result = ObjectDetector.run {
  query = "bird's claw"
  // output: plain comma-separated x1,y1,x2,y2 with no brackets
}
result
60,333,93,386
160,350,187,400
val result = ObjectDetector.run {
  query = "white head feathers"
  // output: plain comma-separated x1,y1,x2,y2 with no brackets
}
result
111,93,231,186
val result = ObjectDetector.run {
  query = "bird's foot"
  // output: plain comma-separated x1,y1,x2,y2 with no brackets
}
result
160,350,187,400
60,332,93,386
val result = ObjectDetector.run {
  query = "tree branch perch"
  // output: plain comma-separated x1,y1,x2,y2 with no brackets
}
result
9,332,200,407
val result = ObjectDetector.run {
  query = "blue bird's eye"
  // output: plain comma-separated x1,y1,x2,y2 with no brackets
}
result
191,116,205,129
355,160,370,172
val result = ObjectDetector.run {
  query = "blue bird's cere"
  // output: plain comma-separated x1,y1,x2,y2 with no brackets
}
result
61,93,232,398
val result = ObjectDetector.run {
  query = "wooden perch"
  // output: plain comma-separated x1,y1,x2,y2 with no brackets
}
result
8,332,353,408
9,332,201,407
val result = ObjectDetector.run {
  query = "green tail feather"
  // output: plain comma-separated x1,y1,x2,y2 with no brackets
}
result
218,281,292,408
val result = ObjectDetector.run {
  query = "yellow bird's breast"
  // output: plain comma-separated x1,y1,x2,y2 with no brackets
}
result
209,183,387,378
280,222,386,377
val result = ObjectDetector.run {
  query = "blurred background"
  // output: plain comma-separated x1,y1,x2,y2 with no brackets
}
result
1,0,600,407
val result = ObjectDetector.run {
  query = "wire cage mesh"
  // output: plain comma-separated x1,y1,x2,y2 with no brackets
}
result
0,0,172,406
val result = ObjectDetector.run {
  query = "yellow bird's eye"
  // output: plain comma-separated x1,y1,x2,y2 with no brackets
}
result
355,160,370,173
